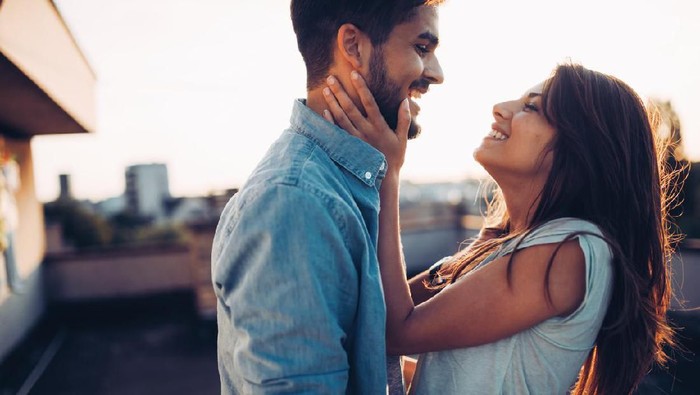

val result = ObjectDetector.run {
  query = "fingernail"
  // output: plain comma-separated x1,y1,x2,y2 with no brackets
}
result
323,109,330,119
327,75,335,85
323,87,331,96
351,70,359,80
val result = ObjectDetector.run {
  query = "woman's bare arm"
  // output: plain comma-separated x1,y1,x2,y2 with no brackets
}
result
322,72,587,356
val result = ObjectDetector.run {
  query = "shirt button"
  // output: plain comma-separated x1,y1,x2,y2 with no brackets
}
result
364,171,372,179
379,162,386,171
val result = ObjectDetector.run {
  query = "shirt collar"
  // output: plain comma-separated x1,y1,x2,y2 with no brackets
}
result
289,99,387,187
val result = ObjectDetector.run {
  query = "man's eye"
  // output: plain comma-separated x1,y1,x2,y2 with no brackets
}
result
415,44,429,56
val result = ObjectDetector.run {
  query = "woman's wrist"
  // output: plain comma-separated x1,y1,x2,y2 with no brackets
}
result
383,169,401,184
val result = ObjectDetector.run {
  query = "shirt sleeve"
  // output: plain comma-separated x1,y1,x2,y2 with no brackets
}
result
212,184,358,393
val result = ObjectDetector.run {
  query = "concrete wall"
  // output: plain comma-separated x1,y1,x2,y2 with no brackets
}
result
45,245,192,301
8,137,45,278
0,0,96,132
0,0,96,362
188,222,217,319
0,268,45,362
0,136,47,361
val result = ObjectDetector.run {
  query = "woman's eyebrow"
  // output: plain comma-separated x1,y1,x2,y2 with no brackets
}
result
527,92,542,99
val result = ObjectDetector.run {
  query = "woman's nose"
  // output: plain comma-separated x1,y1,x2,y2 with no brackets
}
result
493,101,513,121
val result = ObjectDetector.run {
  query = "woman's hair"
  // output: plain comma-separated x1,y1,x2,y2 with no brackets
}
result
436,63,679,394
290,0,444,90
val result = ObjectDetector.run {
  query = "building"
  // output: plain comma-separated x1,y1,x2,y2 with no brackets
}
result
164,196,212,224
57,173,72,201
0,0,96,361
94,194,127,218
125,163,170,222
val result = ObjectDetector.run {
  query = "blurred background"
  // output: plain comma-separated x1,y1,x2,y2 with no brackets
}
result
0,0,699,394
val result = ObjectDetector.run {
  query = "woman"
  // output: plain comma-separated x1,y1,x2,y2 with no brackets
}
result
321,63,677,394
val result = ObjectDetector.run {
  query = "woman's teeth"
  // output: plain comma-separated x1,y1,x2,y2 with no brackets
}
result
488,129,508,140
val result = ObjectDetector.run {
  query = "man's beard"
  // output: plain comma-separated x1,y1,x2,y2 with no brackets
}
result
366,48,422,139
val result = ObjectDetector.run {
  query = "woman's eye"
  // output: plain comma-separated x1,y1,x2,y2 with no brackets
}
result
523,102,539,112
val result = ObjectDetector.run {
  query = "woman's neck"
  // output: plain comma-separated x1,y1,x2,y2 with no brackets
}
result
499,179,545,234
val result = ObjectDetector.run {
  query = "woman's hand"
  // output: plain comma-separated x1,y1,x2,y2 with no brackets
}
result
322,70,410,175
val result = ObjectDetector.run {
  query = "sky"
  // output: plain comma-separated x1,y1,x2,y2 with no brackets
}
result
33,0,700,203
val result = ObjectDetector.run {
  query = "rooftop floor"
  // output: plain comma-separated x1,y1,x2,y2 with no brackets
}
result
1,292,698,394
1,292,218,395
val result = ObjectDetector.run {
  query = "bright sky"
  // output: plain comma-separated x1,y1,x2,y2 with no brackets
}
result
33,0,700,202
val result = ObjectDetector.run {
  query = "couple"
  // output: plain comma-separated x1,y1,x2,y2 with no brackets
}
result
211,1,677,394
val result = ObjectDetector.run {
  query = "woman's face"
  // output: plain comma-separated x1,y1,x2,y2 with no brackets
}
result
473,81,556,185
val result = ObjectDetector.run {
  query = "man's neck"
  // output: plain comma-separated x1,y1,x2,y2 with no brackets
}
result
305,88,329,118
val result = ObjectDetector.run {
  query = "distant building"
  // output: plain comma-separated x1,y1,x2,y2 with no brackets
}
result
207,187,239,217
125,163,171,222
165,196,211,224
94,194,127,218
400,179,485,209
0,0,96,361
58,173,72,201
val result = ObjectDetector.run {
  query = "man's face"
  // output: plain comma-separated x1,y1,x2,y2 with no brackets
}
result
365,6,444,139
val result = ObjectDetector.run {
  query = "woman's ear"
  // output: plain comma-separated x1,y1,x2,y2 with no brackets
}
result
336,23,370,70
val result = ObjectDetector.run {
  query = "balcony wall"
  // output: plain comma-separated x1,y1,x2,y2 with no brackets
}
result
0,136,47,360
0,0,96,136
0,0,97,361
45,245,192,301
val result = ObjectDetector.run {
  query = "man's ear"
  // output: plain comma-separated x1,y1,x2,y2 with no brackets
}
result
336,23,370,69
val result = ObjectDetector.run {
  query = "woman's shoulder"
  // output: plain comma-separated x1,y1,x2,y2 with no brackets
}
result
519,217,605,245
535,217,603,235
498,217,609,260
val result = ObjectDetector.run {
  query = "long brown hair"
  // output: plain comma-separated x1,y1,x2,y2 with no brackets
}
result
436,63,679,394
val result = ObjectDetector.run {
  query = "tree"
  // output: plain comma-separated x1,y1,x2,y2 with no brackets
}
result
44,200,112,249
651,99,698,239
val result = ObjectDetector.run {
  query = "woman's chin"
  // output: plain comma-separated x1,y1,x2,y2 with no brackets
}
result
473,146,490,168
473,151,500,180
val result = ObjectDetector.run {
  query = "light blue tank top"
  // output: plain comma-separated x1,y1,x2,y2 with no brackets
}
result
409,218,614,395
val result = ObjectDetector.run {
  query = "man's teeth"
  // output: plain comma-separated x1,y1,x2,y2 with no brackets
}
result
488,129,508,140
410,91,422,99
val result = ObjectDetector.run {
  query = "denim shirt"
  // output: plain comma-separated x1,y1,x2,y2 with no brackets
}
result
212,99,390,394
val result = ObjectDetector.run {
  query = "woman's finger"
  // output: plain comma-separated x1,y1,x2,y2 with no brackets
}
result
323,109,335,124
350,71,383,122
322,84,359,136
395,98,411,143
326,76,371,132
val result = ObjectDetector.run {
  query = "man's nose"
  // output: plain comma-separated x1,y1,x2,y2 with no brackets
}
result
424,56,444,85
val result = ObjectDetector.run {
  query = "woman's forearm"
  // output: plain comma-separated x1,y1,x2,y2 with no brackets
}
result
378,171,416,354
409,270,435,305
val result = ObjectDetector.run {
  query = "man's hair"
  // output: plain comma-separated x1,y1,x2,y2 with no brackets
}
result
290,0,444,90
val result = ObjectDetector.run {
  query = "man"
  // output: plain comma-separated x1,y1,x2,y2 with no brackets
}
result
212,1,444,393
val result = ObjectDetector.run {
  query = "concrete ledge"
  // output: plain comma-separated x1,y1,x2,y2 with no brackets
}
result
0,0,96,135
45,244,192,301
